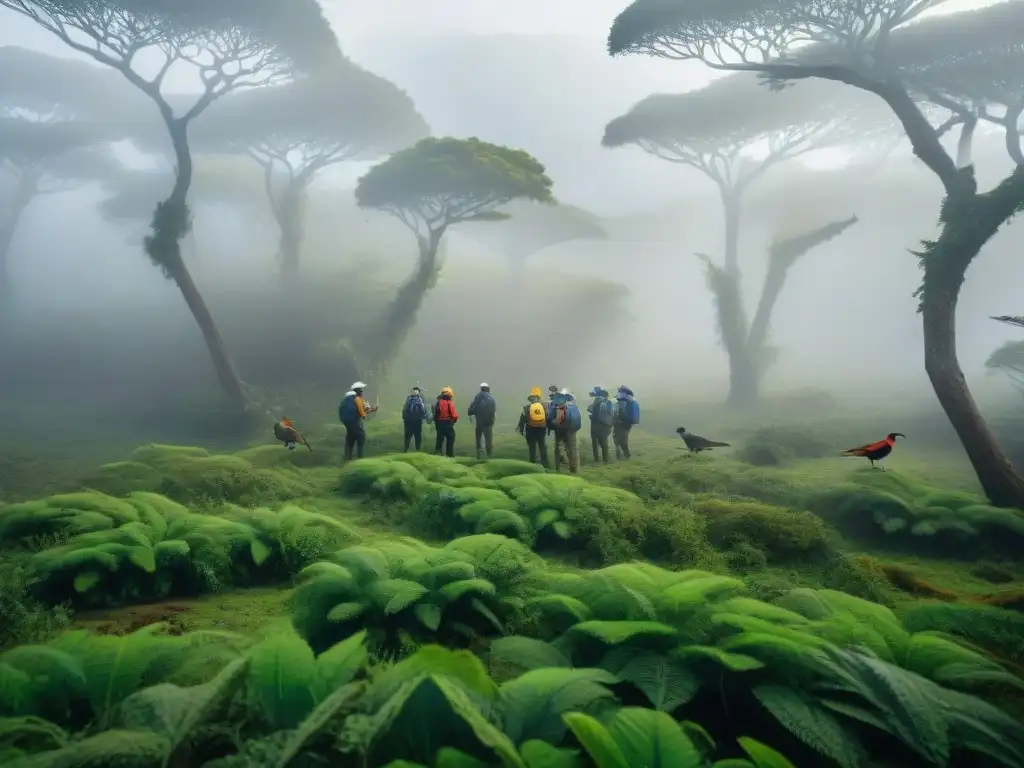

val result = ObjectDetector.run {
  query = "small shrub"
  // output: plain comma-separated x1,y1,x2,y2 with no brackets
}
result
691,496,835,563
0,555,71,648
903,602,1024,664
737,424,830,467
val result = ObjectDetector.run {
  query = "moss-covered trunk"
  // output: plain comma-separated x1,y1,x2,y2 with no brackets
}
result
371,227,446,374
150,117,247,410
921,169,1024,508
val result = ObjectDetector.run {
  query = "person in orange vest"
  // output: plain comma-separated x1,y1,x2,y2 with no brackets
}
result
433,386,459,457
516,387,550,468
338,382,378,461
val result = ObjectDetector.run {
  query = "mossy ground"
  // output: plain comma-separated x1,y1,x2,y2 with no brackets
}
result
3,401,1019,651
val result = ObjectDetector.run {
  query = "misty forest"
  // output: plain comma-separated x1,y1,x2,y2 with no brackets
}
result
2,0,1024,766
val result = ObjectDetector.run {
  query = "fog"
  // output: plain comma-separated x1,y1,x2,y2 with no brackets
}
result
1,0,1021,438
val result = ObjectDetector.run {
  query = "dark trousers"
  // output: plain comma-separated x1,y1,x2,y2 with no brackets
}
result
475,421,494,457
554,429,579,473
343,422,365,461
613,423,632,460
435,421,456,457
403,420,423,452
591,424,611,464
525,426,548,467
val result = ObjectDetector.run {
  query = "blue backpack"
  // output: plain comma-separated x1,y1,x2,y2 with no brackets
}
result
566,402,583,431
618,398,640,426
593,398,614,427
339,394,358,424
402,395,426,421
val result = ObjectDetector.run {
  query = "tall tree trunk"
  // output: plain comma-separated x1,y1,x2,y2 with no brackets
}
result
747,216,860,369
149,118,247,409
715,186,755,407
372,227,446,372
0,171,39,308
273,173,314,286
920,168,1024,508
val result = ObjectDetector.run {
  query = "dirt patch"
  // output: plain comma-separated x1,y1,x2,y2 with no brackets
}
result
75,601,194,635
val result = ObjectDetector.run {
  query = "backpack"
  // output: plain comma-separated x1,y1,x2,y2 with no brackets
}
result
436,398,456,422
473,392,496,422
617,398,640,426
553,402,582,432
339,394,358,424
526,401,547,428
402,395,425,421
593,398,614,427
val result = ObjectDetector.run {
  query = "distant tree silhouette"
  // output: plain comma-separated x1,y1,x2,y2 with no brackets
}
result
193,66,428,285
604,74,882,407
0,0,342,409
608,0,1024,507
0,46,128,303
355,136,555,375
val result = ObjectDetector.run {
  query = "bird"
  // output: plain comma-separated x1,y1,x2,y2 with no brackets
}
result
273,417,312,451
841,432,904,470
676,427,731,453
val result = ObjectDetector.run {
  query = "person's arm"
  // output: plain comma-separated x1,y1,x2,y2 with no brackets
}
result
468,394,478,416
517,406,527,432
450,402,459,422
355,396,367,418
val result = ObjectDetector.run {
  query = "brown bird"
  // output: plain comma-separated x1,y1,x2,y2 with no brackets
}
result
841,432,904,470
676,427,730,453
274,417,312,451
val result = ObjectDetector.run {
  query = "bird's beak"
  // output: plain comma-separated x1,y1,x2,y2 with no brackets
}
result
894,433,906,438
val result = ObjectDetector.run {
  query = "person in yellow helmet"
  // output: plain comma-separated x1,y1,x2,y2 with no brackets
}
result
433,386,459,457
516,387,550,467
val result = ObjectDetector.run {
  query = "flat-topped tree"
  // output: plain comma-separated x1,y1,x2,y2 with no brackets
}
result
193,67,429,284
457,199,607,275
355,136,555,373
604,73,872,406
0,46,129,302
0,0,341,409
608,1,1024,507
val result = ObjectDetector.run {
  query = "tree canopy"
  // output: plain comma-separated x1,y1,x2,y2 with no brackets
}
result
603,71,893,191
0,1,341,103
355,137,556,236
194,65,429,173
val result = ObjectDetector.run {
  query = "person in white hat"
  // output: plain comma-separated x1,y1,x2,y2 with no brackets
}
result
337,381,377,461
467,382,497,459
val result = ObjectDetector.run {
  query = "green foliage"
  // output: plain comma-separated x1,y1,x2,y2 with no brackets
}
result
355,137,555,232
290,535,537,655
807,476,1024,557
83,444,320,505
0,490,355,608
903,602,1024,664
0,555,71,649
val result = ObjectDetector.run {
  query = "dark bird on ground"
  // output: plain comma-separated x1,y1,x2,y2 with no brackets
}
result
274,417,312,451
841,432,903,470
676,427,730,453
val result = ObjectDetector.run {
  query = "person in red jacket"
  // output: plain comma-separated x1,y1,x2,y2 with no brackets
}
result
433,386,459,457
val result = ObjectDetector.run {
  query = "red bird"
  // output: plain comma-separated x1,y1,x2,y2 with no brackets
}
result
841,432,904,470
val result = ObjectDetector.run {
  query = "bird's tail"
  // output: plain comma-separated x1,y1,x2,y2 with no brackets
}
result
706,440,730,448
841,449,866,457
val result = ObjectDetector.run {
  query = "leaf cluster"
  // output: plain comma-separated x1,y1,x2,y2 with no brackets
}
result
3,570,1023,766
355,137,555,234
193,64,430,167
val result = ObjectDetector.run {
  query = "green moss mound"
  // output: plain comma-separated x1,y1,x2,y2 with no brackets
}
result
82,443,323,505
737,423,831,466
807,477,1024,557
0,490,356,609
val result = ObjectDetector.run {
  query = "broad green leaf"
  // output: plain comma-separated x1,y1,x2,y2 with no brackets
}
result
315,630,367,696
501,668,617,746
563,711,628,768
738,737,797,768
602,649,699,712
7,729,169,767
126,546,156,573
250,538,272,566
565,621,677,646
73,572,100,593
248,630,317,730
520,739,582,768
752,685,864,768
675,646,763,672
415,603,442,631
327,602,365,623
273,681,366,768
606,707,703,768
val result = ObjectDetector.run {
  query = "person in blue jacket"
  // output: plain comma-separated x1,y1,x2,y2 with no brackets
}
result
549,388,582,473
613,385,640,460
401,386,430,452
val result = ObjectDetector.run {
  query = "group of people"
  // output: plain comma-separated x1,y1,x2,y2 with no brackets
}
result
336,381,640,472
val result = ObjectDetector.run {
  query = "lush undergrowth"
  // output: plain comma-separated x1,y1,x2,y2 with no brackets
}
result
2,419,1024,766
